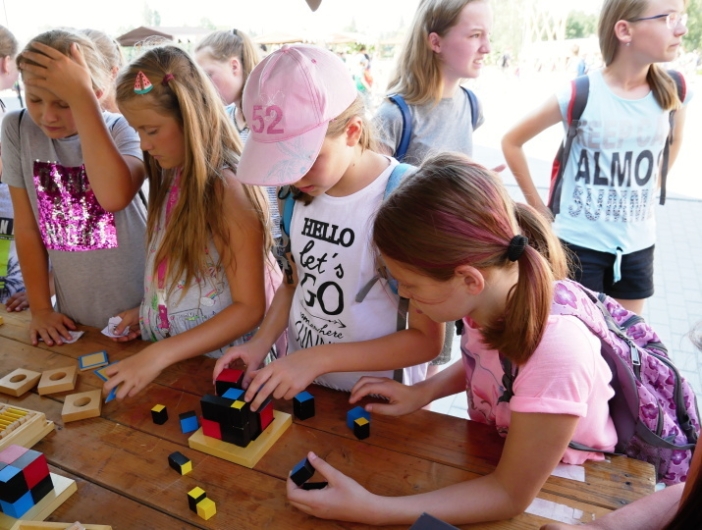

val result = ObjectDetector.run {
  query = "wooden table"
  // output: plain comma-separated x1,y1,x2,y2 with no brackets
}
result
0,308,655,529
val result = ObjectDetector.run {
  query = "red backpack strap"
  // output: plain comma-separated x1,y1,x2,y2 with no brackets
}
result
548,75,589,215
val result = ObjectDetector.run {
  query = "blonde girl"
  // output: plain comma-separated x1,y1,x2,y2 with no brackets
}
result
374,0,491,164
2,29,146,344
502,0,690,315
213,45,442,410
287,153,617,526
103,45,281,399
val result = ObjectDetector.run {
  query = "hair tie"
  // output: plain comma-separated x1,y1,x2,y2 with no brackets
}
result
232,28,239,36
162,73,175,86
134,71,153,94
507,235,528,262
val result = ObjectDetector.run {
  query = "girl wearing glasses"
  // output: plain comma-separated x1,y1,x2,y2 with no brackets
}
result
502,0,690,316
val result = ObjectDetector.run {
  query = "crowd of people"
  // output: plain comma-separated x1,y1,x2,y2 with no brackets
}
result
0,0,698,526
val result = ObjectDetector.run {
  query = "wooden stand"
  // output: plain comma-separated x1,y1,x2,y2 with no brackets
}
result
61,391,102,423
0,370,42,398
10,522,111,530
0,405,54,452
0,474,77,530
188,410,292,468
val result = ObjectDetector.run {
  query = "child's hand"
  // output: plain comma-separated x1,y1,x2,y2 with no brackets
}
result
349,376,428,416
111,307,141,342
287,451,376,523
5,292,28,312
30,308,77,346
103,343,168,400
243,351,319,411
212,338,271,387
20,42,95,106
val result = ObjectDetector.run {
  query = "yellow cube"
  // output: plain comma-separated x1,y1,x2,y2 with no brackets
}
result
196,497,217,520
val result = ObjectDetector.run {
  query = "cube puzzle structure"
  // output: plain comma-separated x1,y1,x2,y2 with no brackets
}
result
0,445,53,518
202,370,270,447
187,368,292,468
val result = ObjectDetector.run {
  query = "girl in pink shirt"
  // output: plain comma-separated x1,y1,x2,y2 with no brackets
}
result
287,152,617,526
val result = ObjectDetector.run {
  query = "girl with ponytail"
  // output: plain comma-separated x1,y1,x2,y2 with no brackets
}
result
503,0,690,316
287,153,618,526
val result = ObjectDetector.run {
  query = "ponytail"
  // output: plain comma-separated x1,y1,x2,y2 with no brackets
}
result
373,152,559,365
647,64,682,111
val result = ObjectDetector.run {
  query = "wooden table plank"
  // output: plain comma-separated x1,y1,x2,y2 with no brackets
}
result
0,308,655,528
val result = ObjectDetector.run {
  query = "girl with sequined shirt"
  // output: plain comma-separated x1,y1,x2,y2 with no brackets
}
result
1,29,147,344
286,153,618,526
102,45,282,400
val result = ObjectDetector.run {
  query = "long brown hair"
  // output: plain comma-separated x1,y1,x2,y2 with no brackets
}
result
387,0,484,105
599,0,687,110
115,45,271,295
373,152,566,364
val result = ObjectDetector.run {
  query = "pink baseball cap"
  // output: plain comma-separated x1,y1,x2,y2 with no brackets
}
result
236,44,357,186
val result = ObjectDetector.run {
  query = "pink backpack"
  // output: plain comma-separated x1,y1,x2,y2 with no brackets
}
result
500,280,700,484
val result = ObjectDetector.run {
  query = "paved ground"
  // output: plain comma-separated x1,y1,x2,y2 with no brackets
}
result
430,68,702,418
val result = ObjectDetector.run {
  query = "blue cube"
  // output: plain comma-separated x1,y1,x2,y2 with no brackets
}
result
0,489,34,518
222,387,245,401
346,406,370,429
179,411,199,434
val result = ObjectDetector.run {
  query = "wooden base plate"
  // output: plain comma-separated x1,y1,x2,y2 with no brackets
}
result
188,410,292,468
10,522,111,530
0,474,77,529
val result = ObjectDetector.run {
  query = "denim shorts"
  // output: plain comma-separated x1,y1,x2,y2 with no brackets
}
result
562,241,654,300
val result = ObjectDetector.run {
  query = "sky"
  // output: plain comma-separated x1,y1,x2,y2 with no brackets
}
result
2,0,601,44
2,0,423,43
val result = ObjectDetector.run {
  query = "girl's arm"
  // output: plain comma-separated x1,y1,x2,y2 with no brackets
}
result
9,186,76,345
212,234,300,386
19,42,144,212
243,301,444,410
289,411,579,525
349,358,466,415
501,95,563,218
104,170,268,399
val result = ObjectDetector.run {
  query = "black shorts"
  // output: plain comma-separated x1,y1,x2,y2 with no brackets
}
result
561,241,654,300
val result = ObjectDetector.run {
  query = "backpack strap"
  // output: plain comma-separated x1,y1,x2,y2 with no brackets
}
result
460,86,480,130
279,186,295,238
387,94,412,162
548,75,590,215
659,70,686,206
497,355,518,404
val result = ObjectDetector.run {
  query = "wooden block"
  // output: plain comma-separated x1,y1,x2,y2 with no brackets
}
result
0,405,54,452
10,523,111,530
37,366,77,396
0,473,77,529
0,369,41,398
78,351,109,371
195,497,216,520
61,391,102,423
188,410,292,468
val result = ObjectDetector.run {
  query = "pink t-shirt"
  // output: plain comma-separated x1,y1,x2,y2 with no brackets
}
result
461,314,618,464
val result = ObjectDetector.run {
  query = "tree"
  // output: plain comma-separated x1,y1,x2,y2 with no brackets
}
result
566,11,598,39
153,10,161,27
683,0,702,52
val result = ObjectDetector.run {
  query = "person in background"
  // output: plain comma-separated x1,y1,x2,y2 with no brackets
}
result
2,29,146,344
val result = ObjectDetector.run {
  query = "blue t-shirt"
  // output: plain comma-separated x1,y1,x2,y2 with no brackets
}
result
553,69,691,254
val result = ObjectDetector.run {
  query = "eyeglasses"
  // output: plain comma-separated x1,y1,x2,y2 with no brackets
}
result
629,12,688,29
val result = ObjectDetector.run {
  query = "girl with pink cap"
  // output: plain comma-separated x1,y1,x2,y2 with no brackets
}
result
213,44,443,409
